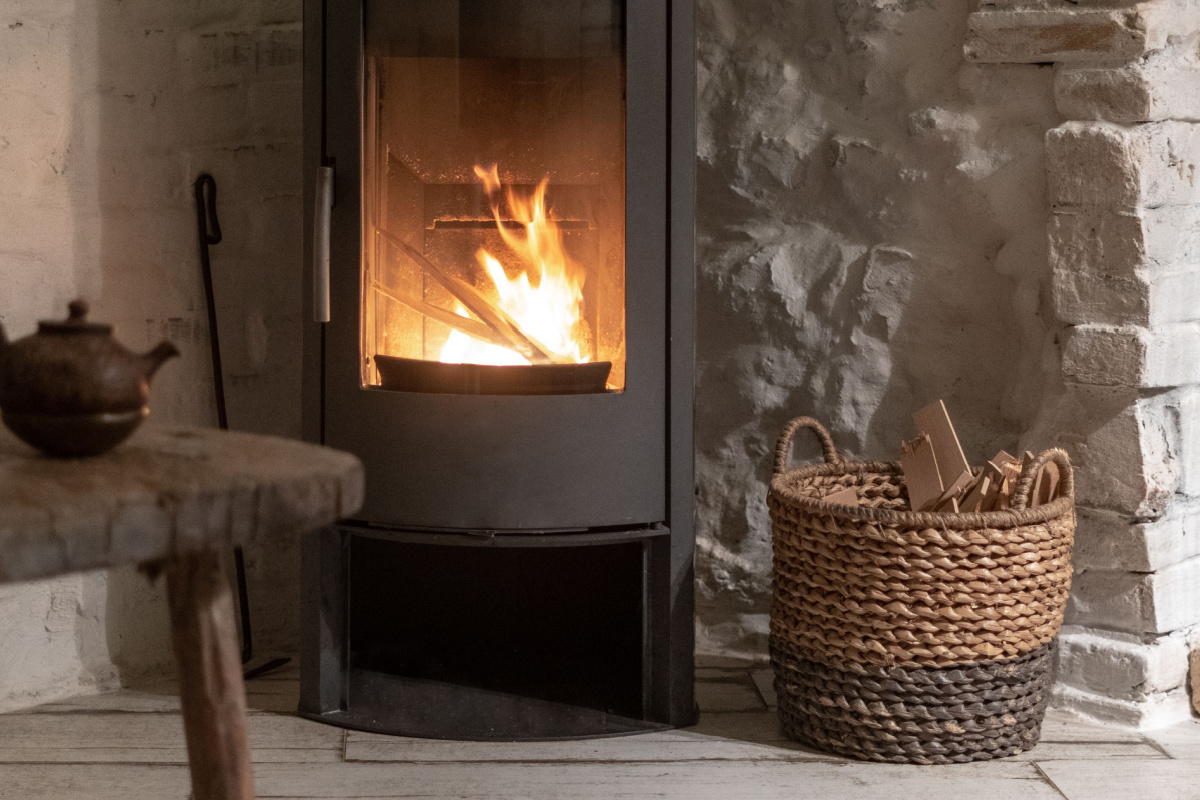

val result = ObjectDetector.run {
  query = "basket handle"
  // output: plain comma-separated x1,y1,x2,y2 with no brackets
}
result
774,417,841,475
1011,448,1074,510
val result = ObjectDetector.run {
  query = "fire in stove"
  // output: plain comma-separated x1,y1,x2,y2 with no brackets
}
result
369,163,618,396
361,34,627,396
439,165,589,368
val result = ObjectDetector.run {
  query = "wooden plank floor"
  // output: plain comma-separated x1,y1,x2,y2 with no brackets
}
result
0,658,1196,799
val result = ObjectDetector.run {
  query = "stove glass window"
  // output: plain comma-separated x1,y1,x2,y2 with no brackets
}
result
362,0,627,393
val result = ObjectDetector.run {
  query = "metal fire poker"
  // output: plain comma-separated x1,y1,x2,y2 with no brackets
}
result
193,173,290,681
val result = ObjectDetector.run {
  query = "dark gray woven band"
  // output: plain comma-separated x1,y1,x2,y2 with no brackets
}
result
771,640,1056,765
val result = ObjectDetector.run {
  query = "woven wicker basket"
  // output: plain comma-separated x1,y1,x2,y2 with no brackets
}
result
767,417,1076,764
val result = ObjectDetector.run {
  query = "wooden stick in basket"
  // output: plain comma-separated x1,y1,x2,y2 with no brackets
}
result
824,486,859,507
959,475,991,512
900,434,943,512
914,400,971,489
933,470,972,511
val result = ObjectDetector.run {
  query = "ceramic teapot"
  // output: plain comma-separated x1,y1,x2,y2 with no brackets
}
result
0,300,178,456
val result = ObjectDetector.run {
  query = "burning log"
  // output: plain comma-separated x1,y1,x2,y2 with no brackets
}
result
372,282,510,350
375,226,567,366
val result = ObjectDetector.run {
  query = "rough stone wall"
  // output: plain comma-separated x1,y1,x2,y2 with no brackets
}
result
694,0,1060,658
0,0,303,710
965,0,1200,728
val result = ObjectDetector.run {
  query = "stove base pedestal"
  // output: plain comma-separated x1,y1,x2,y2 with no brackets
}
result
299,524,697,741
303,668,670,741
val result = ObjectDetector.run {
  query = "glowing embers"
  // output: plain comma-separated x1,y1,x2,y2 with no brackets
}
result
436,165,589,368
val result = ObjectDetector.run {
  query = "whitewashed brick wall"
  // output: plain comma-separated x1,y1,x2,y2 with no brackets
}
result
0,0,303,711
969,0,1200,728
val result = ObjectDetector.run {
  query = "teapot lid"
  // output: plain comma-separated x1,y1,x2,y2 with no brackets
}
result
37,300,113,335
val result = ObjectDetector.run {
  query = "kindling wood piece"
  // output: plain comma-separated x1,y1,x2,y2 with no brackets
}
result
975,452,1022,511
895,405,1062,513
913,401,971,488
899,434,943,512
823,486,859,507
933,470,973,511
998,458,1025,511
959,475,991,512
0,424,364,800
372,282,510,349
377,225,567,366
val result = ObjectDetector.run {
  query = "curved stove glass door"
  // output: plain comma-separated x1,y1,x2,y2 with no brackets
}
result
362,0,627,395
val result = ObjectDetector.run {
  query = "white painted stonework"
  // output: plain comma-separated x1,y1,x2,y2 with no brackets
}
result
697,0,1200,727
1074,505,1200,573
970,0,1200,727
967,0,1200,64
1,0,1197,730
0,0,304,710
1048,121,1200,209
694,0,1059,658
1057,627,1191,704
1056,33,1200,124
1062,323,1200,388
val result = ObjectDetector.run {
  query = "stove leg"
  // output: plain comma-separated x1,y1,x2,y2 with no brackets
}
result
166,549,256,800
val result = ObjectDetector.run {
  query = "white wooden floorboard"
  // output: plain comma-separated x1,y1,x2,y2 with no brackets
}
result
343,715,1160,765
694,667,749,679
0,764,192,799
343,734,1159,765
28,689,180,714
1015,741,1164,761
244,678,304,714
4,674,1194,800
0,760,1063,800
344,728,835,763
1035,759,1200,800
694,655,764,670
1145,718,1200,759
253,760,1066,799
682,711,791,742
1037,708,1148,743
693,678,766,712
29,677,300,716
0,712,342,764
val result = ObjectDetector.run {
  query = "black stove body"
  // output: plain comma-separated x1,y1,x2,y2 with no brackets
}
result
300,0,696,739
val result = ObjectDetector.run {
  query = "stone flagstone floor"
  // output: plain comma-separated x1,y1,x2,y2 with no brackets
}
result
0,656,1196,799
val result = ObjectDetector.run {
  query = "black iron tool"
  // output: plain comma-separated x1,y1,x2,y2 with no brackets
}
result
193,173,290,680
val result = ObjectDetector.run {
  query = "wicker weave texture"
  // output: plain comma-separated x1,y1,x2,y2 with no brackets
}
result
768,418,1076,670
767,417,1074,763
772,640,1054,764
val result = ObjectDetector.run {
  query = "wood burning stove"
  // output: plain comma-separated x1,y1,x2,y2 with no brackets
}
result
300,0,695,739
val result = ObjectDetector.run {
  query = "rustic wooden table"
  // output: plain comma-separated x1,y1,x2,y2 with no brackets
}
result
0,424,364,800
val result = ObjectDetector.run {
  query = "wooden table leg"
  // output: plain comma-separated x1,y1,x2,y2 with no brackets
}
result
166,549,255,800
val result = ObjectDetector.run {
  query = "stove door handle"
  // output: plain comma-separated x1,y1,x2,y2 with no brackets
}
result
313,165,334,322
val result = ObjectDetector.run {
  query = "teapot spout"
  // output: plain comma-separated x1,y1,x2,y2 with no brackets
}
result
140,340,180,379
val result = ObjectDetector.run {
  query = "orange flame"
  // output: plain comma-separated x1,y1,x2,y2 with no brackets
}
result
438,165,588,366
